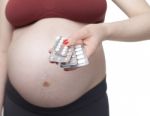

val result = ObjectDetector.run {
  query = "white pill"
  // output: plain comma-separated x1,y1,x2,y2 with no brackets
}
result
77,55,85,59
62,46,68,52
61,51,67,56
76,51,84,55
78,59,87,64
59,38,64,43
75,45,82,48
55,47,60,52
55,36,61,41
75,47,82,52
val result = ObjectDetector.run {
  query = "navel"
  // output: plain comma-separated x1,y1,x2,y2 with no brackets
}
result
43,81,51,87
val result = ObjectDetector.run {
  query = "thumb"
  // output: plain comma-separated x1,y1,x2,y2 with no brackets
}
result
66,28,89,46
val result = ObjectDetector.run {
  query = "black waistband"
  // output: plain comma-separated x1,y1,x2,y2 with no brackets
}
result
5,75,107,116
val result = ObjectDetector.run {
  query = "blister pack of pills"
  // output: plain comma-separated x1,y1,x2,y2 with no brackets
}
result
49,36,74,63
60,44,89,68
49,36,89,69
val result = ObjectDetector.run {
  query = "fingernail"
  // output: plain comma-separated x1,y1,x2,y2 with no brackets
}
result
63,39,68,42
64,41,69,45
63,39,69,45
63,41,69,45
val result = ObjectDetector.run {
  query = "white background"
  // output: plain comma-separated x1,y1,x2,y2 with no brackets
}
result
104,0,150,116
1,1,150,116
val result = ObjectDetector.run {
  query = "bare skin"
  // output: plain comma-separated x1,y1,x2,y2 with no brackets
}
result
7,18,106,107
1,0,150,115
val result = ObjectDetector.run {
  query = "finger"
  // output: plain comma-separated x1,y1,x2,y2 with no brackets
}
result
76,39,83,44
83,39,97,58
67,28,89,46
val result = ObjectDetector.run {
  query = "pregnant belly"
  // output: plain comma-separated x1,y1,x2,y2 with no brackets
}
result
7,18,106,107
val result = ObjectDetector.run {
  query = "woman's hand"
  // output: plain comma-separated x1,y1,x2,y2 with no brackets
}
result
66,23,108,58
49,23,108,71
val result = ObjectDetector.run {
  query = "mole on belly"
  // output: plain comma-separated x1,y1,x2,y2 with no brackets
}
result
43,81,51,87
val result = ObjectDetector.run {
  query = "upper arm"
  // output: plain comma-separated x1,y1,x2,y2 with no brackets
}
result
0,0,13,54
112,0,150,17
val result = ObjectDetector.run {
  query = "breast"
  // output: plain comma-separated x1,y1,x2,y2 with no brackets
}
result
5,0,107,28
7,18,106,107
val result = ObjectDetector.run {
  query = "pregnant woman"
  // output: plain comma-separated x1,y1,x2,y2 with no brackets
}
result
0,0,150,116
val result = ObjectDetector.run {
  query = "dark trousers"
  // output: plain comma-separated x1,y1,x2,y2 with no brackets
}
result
4,77,109,116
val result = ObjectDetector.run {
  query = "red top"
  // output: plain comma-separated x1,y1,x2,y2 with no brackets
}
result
5,0,107,28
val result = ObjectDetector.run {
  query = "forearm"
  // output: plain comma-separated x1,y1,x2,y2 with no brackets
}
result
0,54,7,113
104,12,150,42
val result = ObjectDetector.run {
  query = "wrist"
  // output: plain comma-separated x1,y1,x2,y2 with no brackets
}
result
97,23,112,42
